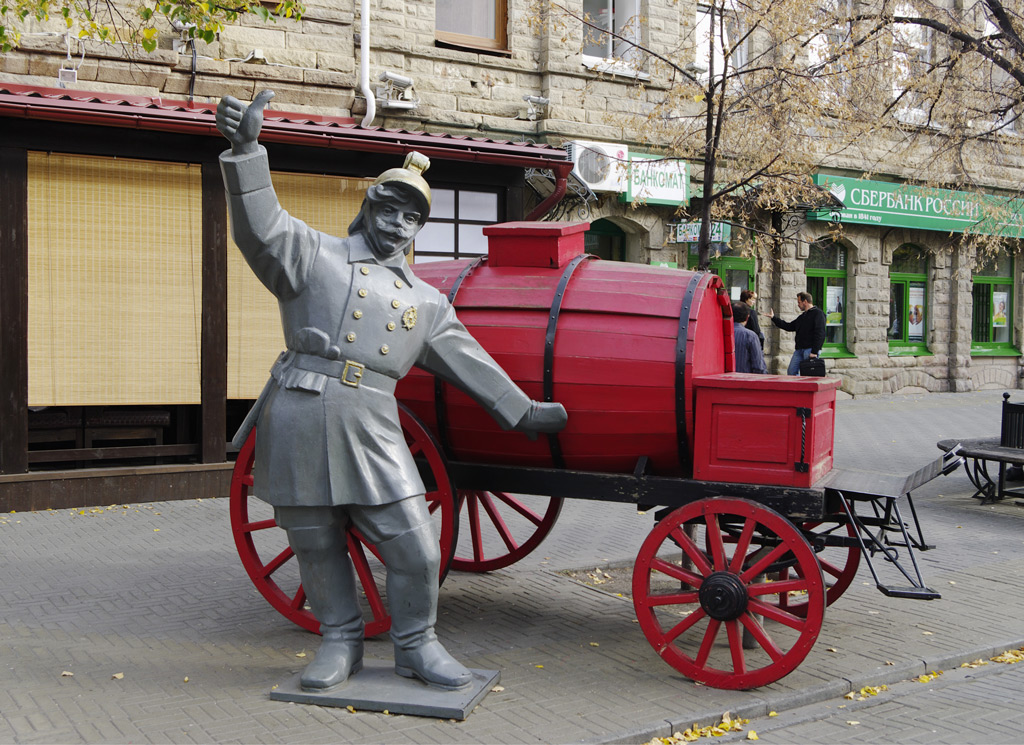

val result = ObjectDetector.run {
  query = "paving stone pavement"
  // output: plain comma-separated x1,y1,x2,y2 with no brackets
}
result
3,389,1024,744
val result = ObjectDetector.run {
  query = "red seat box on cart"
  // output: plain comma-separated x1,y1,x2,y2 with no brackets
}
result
692,373,841,488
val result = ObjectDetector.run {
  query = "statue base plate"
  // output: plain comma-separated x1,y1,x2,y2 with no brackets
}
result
269,660,500,720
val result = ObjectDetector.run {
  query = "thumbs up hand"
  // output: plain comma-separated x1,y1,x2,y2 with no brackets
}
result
216,90,276,155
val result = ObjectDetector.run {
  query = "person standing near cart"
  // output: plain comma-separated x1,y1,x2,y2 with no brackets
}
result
767,292,826,375
739,289,764,349
732,302,767,374
216,90,567,693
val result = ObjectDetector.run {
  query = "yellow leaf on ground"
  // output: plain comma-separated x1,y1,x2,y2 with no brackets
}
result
535,664,544,668
112,673,124,680
184,676,189,682
296,652,307,658
844,692,856,699
346,705,356,713
590,642,600,647
768,712,778,717
61,671,74,677
491,685,505,692
991,648,1024,664
922,631,934,635
746,732,759,740
847,721,860,726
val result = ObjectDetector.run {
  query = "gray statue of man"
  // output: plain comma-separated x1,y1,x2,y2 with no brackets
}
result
216,90,567,692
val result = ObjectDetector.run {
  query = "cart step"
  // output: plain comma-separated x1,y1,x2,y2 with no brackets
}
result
878,585,941,600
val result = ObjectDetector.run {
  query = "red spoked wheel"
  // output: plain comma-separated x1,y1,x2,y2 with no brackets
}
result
633,498,825,690
229,403,457,637
715,520,861,616
451,492,563,572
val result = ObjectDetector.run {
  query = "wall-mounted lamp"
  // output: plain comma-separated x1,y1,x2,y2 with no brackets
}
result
376,71,418,110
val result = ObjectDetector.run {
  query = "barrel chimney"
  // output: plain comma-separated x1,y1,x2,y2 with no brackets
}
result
483,221,590,268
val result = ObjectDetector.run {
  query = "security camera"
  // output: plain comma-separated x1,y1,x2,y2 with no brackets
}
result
379,71,414,90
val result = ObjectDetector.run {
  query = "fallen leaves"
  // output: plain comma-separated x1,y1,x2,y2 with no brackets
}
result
644,713,750,743
111,672,124,680
961,659,989,669
491,685,505,693
913,671,942,683
346,705,356,714
61,671,74,677
991,647,1024,664
296,651,307,658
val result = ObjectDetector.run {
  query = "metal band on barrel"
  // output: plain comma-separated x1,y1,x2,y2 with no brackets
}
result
434,256,487,457
544,254,594,469
675,273,703,474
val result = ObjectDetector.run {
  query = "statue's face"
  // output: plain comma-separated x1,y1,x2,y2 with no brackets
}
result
366,195,423,260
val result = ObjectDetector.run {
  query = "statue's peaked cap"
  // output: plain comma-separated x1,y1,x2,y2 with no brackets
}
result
373,151,431,209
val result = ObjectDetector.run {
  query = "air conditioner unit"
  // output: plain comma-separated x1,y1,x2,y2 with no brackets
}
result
565,140,629,192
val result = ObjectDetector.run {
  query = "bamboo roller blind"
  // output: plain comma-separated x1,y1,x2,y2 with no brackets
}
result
227,171,371,399
27,152,203,406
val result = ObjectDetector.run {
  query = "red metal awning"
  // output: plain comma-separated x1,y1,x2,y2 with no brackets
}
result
0,83,572,218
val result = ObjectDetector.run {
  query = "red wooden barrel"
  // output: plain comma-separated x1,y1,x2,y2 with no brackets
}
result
397,222,734,476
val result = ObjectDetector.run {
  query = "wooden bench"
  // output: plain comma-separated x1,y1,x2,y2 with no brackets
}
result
937,392,1024,504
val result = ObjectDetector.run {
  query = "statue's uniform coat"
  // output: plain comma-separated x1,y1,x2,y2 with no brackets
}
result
221,147,531,507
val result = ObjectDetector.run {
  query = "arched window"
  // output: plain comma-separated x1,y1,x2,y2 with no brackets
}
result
888,245,929,354
806,239,848,353
972,252,1016,354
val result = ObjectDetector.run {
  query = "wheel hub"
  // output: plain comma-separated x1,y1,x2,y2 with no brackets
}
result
699,571,749,621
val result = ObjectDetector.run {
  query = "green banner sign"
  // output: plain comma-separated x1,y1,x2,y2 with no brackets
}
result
810,175,1024,238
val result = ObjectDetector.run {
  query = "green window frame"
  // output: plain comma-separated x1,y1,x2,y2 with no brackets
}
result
806,239,854,358
685,242,755,299
972,253,1018,356
888,245,931,356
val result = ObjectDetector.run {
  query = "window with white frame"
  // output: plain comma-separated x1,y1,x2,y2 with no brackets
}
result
892,2,933,124
807,0,854,104
582,0,643,73
985,17,1018,134
695,1,747,82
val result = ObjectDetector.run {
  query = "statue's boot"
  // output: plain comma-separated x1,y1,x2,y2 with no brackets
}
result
286,525,365,690
376,523,473,690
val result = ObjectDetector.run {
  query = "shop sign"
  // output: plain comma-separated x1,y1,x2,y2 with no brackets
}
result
809,174,1024,237
620,155,689,206
669,221,731,244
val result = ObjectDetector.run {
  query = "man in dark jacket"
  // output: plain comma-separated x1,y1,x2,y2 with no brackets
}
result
732,302,767,374
767,292,826,375
739,289,764,349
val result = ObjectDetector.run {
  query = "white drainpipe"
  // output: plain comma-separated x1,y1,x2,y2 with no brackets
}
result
359,0,376,127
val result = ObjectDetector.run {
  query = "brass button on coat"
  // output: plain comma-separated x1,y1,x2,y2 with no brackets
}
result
353,310,363,319
395,279,404,288
358,289,368,298
387,322,396,331
391,299,401,309
346,333,356,342
380,344,390,355
360,266,370,275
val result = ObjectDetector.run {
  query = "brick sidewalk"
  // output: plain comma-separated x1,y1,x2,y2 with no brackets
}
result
3,390,1023,744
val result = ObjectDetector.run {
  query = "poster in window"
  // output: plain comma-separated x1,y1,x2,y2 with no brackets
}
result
993,291,1009,328
908,285,925,342
825,286,844,327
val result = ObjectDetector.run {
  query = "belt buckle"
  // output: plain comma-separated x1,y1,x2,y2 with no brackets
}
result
341,361,364,388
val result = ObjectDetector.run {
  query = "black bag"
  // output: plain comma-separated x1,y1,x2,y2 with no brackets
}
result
799,357,826,377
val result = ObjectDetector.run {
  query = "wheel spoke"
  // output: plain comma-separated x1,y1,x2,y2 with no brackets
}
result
728,517,757,574
739,542,790,583
669,526,713,577
425,490,442,515
479,493,520,553
749,597,806,631
241,518,277,533
468,494,485,562
348,535,388,623
289,585,307,612
705,513,727,571
694,619,721,668
726,620,747,675
818,556,845,580
738,613,785,662
645,590,700,607
649,557,704,588
261,546,294,579
406,440,423,457
748,577,810,597
492,493,545,526
661,607,707,646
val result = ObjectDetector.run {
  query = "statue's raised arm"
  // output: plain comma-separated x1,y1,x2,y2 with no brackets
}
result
216,89,275,156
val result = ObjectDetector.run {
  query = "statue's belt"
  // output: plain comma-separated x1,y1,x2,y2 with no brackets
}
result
292,352,396,390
